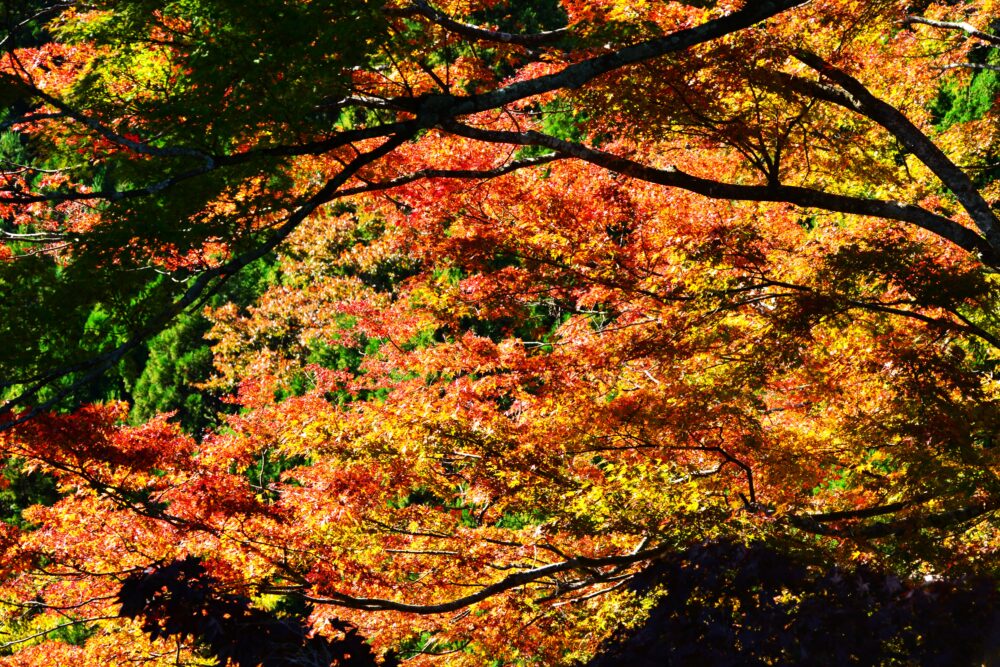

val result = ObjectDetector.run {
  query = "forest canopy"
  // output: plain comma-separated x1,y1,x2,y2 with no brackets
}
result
1,0,1000,664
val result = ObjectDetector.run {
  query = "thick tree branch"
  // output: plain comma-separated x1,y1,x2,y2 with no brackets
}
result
795,495,934,523
442,122,998,263
288,542,669,614
788,497,999,538
398,0,811,122
791,50,1000,253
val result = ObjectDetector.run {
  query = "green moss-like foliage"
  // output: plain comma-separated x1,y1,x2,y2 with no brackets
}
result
130,257,279,434
130,312,216,435
931,51,1000,129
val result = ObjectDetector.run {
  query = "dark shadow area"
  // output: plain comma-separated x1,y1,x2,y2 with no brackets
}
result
587,540,1000,667
119,556,395,667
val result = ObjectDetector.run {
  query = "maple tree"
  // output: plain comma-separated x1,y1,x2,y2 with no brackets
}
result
1,0,1000,663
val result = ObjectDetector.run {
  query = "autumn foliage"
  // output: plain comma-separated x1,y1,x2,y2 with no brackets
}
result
1,0,1000,664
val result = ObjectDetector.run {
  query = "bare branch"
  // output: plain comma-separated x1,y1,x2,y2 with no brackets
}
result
904,15,1000,47
387,0,569,47
0,1,74,50
936,62,1000,74
0,615,118,650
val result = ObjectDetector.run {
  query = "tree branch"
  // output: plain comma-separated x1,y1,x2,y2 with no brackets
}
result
397,0,811,122
936,62,1000,74
290,542,668,614
0,120,420,205
904,15,1000,47
442,121,998,263
788,497,998,538
0,615,118,650
334,152,564,197
0,129,417,430
386,0,569,47
795,495,934,523
791,50,1000,253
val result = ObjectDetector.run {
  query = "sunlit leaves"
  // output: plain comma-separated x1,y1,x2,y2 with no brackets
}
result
2,0,1000,664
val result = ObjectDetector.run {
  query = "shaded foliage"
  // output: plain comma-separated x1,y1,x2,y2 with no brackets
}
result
118,556,394,667
131,255,279,434
130,312,216,434
0,458,59,527
587,540,1000,667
